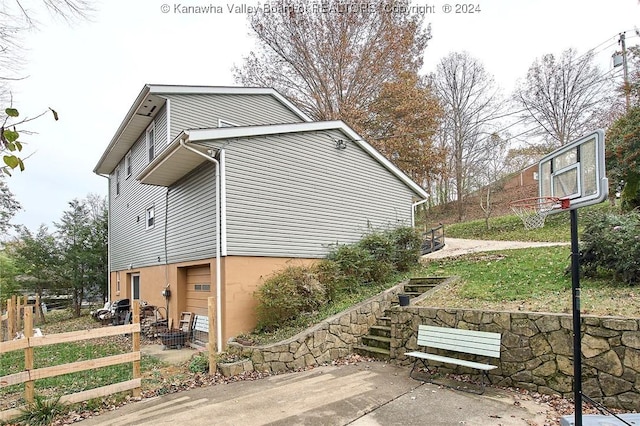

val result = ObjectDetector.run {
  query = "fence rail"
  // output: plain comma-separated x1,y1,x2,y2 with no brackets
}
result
0,301,142,423
421,224,445,255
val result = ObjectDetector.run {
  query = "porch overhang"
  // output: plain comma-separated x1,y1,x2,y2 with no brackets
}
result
137,135,212,187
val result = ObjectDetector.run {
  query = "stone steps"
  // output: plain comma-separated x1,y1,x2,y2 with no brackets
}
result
353,344,390,358
354,277,448,360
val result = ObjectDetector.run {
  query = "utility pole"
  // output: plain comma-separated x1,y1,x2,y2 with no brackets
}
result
618,32,630,111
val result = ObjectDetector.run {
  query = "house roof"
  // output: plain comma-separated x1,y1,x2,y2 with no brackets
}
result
137,121,429,199
93,84,313,175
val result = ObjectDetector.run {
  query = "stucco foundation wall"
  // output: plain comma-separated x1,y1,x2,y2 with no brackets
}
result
390,307,640,411
221,256,317,343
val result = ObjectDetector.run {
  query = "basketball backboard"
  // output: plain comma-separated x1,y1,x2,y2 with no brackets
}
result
539,130,608,213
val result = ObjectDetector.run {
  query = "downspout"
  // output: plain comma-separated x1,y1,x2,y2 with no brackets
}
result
179,136,223,353
411,198,430,228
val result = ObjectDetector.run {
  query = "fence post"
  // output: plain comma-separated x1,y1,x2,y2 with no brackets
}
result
7,298,15,341
14,295,21,334
132,300,141,398
24,305,34,403
34,294,41,324
207,296,217,375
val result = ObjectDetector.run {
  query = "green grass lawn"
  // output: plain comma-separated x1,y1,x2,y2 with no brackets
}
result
418,245,639,317
0,312,166,411
444,202,619,242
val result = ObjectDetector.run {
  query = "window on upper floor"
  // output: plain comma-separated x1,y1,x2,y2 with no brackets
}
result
146,206,155,229
147,123,156,163
125,151,132,178
218,119,238,128
115,167,121,196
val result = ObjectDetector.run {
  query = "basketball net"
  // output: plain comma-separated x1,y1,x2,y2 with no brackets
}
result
509,197,560,230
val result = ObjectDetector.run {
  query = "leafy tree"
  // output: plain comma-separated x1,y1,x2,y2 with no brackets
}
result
1,106,59,175
0,250,20,302
365,70,444,189
233,0,430,134
514,48,612,147
83,194,108,303
606,106,640,210
55,195,107,316
8,225,60,300
433,52,503,221
0,176,21,234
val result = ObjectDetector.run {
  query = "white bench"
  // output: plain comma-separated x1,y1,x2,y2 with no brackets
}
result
405,325,501,394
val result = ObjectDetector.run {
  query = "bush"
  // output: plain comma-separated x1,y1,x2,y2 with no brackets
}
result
580,211,640,284
386,226,422,272
15,395,68,426
326,244,380,284
254,226,423,332
314,259,355,300
255,265,328,331
188,353,209,373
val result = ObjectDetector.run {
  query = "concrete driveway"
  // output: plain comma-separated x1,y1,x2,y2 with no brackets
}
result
77,362,554,425
423,237,569,260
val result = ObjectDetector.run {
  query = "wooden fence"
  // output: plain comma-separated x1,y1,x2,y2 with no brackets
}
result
0,301,142,422
2,295,47,342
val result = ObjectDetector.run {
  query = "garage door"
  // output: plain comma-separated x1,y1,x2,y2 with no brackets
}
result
185,265,211,316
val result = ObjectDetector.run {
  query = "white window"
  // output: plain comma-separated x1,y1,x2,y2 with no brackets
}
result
146,123,156,163
146,206,155,229
125,151,132,177
115,167,121,196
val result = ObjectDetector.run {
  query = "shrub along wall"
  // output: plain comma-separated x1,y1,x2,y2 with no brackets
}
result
226,282,405,372
390,307,640,411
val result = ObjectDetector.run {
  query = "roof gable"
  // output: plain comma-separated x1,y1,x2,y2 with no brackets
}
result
137,121,428,199
93,85,312,175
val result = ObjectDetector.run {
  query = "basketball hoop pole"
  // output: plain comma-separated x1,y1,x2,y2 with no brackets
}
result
570,208,583,426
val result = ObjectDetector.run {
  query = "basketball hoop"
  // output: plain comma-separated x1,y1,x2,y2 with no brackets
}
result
509,197,562,230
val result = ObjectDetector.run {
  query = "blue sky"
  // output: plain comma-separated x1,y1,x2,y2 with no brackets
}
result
6,0,639,232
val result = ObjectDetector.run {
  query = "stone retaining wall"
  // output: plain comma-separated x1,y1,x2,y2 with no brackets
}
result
224,286,640,411
225,282,405,372
390,307,640,411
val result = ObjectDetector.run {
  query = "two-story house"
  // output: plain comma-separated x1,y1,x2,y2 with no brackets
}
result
94,84,429,351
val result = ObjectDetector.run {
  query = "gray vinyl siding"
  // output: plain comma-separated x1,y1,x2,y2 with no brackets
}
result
165,94,305,141
215,129,415,258
110,131,166,271
166,163,217,264
154,105,169,153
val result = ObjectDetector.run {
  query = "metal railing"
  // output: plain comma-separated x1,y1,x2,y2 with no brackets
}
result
421,224,445,255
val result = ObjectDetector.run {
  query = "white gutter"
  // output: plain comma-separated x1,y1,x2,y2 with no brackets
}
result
411,198,430,228
179,136,223,353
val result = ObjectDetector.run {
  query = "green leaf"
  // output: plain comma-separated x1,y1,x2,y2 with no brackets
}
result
50,107,59,121
15,141,22,152
3,155,20,169
3,129,19,143
5,108,19,117
17,157,25,171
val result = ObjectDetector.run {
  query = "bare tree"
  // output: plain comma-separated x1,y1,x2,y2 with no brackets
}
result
233,0,431,134
477,133,508,229
514,48,612,147
433,52,504,221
